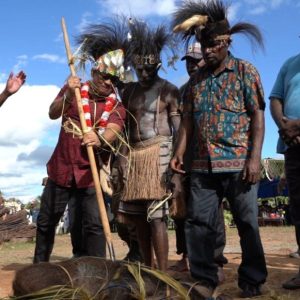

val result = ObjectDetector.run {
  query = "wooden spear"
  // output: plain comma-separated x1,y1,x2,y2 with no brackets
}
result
61,17,115,261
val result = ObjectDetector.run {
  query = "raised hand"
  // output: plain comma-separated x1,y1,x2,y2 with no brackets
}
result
5,71,26,95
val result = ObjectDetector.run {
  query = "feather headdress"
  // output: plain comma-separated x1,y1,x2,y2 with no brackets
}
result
127,18,178,67
76,16,131,81
172,0,264,51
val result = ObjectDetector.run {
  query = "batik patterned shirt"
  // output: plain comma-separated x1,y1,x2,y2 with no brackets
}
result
183,52,265,173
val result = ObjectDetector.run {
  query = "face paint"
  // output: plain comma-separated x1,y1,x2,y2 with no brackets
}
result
200,39,229,68
135,63,160,87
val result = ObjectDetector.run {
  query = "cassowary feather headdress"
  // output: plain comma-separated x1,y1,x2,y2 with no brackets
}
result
172,0,264,51
76,16,131,81
127,18,178,67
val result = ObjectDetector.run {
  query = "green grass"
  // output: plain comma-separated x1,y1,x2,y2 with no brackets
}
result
0,240,35,251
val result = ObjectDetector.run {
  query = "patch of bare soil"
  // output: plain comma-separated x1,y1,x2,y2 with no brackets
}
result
1,227,300,299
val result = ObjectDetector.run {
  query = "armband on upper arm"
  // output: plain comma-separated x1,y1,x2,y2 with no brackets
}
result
169,111,181,117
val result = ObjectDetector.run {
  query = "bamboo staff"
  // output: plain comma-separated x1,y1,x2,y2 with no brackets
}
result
61,17,115,261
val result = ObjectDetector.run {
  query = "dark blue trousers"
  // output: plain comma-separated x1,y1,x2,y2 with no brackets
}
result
185,171,267,289
174,204,227,266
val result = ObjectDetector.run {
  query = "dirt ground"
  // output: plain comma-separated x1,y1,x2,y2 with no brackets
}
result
1,226,300,299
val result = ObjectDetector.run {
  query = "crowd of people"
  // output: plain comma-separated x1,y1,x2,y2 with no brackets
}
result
2,0,300,299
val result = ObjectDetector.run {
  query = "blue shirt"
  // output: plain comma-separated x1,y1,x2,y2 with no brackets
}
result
269,54,300,153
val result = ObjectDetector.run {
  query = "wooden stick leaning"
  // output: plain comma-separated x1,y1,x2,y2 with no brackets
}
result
61,17,115,261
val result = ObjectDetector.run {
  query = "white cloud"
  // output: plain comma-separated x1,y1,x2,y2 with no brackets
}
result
267,0,286,8
243,0,287,5
54,32,63,43
13,55,28,73
0,73,7,83
77,12,93,33
153,0,177,16
97,0,177,17
32,54,66,64
242,0,290,14
227,3,241,21
0,84,60,202
248,5,267,15
243,0,263,4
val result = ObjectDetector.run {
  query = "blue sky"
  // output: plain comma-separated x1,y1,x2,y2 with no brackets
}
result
0,0,300,202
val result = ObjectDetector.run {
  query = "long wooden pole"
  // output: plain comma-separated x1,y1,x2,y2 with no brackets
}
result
61,17,115,261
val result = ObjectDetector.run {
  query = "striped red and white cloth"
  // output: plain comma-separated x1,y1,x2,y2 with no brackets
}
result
80,82,92,129
80,82,117,134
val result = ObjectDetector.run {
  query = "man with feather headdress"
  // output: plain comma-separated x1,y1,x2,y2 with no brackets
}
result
33,19,128,263
116,19,181,272
170,0,267,298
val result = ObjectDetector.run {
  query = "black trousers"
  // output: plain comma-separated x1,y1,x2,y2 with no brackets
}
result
174,175,227,267
174,175,189,256
33,179,106,263
185,172,267,289
295,225,300,252
174,206,226,264
285,145,300,252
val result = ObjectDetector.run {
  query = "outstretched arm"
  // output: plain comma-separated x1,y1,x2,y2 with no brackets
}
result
0,71,26,107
